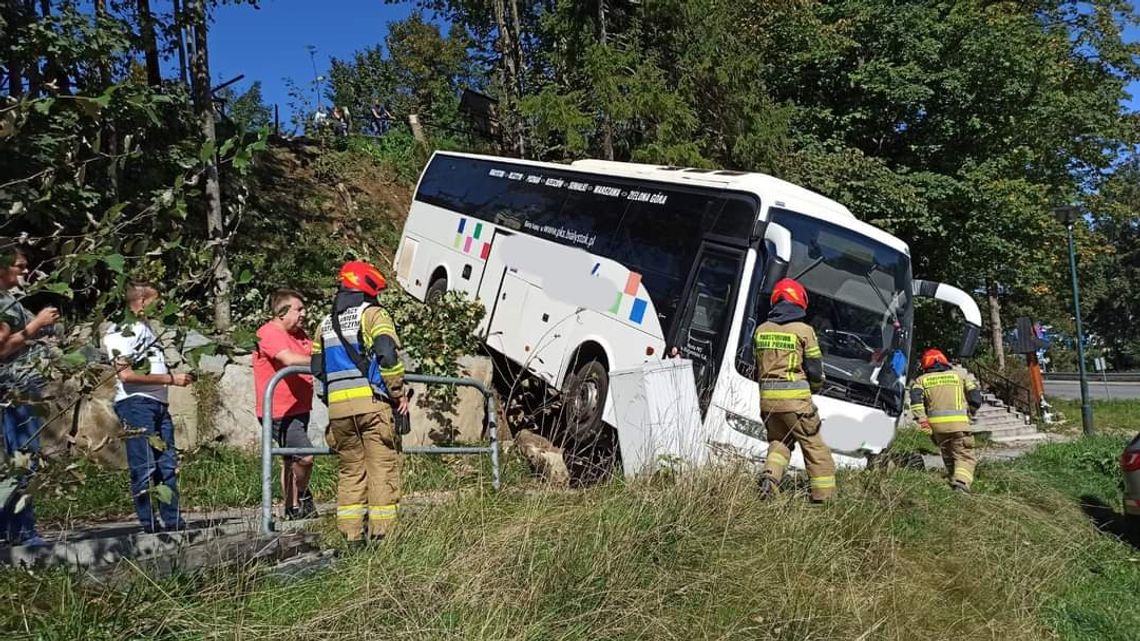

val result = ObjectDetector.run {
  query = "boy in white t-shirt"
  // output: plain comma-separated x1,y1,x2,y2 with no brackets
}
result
102,281,194,533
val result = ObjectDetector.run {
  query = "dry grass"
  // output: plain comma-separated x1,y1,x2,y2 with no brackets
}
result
8,442,1140,640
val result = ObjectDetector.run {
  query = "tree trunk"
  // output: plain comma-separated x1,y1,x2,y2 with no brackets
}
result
597,0,614,160
5,0,25,96
23,0,41,96
172,0,189,88
137,0,162,87
188,0,230,332
492,0,526,157
94,0,117,197
987,282,1005,371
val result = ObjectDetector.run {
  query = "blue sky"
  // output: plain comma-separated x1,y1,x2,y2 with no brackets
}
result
207,0,417,124
205,2,1140,127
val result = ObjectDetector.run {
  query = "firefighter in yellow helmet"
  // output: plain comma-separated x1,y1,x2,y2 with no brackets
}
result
910,348,983,492
754,278,836,502
310,261,409,544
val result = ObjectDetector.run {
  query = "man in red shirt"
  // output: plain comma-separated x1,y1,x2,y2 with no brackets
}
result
254,289,317,519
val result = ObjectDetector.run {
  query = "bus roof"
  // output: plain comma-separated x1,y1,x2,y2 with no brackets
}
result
429,151,911,255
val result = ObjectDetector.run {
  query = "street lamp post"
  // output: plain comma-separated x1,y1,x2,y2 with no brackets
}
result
1052,205,1094,436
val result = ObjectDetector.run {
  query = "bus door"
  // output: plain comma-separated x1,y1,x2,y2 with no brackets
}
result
669,242,747,416
474,225,517,338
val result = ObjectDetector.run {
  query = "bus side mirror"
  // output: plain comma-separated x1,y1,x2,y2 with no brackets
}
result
912,279,983,359
959,323,981,359
761,222,791,297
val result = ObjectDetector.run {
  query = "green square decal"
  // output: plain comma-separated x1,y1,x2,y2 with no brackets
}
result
609,292,622,314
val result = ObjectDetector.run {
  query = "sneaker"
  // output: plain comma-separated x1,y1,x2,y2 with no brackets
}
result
297,494,318,519
283,506,301,521
19,534,49,548
950,480,971,494
163,520,188,532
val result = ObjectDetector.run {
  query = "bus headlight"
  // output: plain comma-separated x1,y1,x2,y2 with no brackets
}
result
724,410,766,441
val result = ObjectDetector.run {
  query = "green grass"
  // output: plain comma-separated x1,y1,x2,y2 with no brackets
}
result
1047,398,1140,435
6,437,1140,640
33,443,530,526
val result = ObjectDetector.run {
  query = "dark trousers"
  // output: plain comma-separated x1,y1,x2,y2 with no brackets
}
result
1,403,42,543
114,396,183,532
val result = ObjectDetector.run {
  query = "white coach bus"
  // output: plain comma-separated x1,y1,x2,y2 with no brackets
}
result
393,151,982,473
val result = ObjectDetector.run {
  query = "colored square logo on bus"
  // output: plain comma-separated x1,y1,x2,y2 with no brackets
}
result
629,298,648,324
455,216,490,261
624,272,641,296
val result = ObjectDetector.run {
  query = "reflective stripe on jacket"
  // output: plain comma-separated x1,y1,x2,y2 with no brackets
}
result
910,370,977,433
312,303,404,419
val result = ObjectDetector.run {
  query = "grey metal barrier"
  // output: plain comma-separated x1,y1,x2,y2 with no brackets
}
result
260,366,501,534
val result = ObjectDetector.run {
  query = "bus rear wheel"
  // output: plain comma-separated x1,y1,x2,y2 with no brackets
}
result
561,359,609,445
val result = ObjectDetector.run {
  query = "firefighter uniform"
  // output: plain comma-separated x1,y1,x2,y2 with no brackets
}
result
910,349,983,492
754,279,836,502
312,262,407,542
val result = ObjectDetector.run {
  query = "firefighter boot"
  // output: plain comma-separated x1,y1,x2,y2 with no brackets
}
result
757,474,780,500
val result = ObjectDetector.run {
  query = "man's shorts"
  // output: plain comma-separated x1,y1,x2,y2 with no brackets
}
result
271,413,313,460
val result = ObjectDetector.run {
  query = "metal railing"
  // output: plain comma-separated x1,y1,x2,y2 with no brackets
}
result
260,366,501,534
971,362,1041,423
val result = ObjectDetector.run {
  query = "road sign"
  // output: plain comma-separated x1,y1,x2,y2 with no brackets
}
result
1094,357,1106,371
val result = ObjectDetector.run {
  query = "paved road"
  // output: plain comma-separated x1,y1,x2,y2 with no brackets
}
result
1045,380,1140,400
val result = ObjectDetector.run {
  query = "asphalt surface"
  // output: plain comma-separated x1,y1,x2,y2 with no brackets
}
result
1045,379,1140,401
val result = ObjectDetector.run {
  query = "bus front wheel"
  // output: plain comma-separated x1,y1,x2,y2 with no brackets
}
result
561,359,609,444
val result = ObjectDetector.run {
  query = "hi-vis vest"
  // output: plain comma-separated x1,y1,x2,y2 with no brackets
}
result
753,320,823,413
312,303,403,420
909,369,976,433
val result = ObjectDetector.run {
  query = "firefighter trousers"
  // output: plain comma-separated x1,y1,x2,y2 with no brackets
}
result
760,407,837,501
932,431,976,489
327,410,402,541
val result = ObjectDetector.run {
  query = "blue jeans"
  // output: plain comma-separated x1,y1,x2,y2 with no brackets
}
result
114,396,184,532
1,403,42,544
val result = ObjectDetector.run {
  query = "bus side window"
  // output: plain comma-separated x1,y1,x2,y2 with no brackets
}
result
416,156,472,213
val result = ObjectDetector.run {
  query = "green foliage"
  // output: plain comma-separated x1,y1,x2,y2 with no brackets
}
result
381,289,486,428
10,453,1140,639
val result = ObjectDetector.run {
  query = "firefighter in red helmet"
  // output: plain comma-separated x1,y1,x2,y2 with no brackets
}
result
310,260,409,544
753,278,836,502
910,347,983,492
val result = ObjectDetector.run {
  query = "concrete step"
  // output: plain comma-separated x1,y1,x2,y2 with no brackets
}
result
1,520,254,571
976,425,1040,438
976,406,1018,417
989,432,1051,445
974,417,1031,429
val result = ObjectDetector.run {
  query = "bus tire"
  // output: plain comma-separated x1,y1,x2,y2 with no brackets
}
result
561,359,609,444
426,276,447,304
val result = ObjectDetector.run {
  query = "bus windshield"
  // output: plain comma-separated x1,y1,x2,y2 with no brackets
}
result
735,208,914,413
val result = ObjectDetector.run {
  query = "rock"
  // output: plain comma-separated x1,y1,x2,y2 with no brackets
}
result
403,355,494,447
43,366,128,469
210,354,260,451
514,429,569,487
167,384,198,450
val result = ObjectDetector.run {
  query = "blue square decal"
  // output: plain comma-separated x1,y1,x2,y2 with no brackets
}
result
629,298,648,324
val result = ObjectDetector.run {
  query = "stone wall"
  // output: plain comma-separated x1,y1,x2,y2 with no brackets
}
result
39,354,499,468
